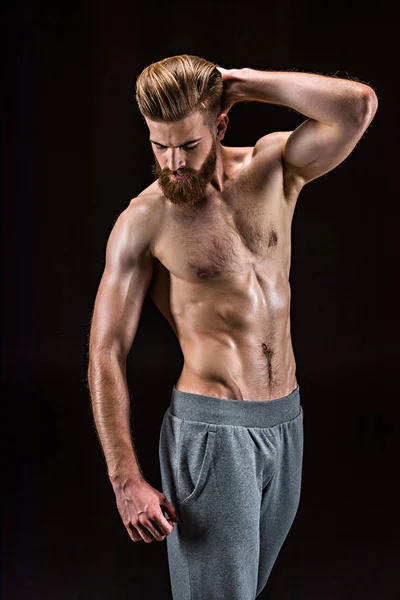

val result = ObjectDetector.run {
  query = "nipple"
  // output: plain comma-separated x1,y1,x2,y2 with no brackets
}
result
197,268,210,278
269,229,278,247
195,266,220,279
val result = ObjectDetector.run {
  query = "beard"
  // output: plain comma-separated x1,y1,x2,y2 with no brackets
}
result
152,137,217,207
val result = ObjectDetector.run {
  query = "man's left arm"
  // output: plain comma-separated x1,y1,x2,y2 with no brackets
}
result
222,68,379,185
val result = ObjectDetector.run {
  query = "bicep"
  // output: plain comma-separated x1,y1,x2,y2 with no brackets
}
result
282,117,369,185
90,253,153,361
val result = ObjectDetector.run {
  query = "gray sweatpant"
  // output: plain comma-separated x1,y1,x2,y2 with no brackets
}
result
158,384,304,600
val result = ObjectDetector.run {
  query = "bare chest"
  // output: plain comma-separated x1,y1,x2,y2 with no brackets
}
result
152,167,293,282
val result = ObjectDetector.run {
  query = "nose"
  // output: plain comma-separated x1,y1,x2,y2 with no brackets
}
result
167,149,185,173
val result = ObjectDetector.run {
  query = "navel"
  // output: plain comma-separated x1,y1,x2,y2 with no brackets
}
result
262,342,272,356
261,342,274,381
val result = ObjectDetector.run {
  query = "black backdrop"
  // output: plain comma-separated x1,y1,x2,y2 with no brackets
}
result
3,1,398,599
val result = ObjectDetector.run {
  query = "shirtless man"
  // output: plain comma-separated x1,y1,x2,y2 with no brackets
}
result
87,55,378,599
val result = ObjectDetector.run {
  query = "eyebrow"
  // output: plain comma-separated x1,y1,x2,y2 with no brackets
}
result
149,137,202,148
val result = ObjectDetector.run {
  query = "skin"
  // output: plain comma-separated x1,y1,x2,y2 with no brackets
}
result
88,69,377,543
145,108,299,401
144,69,377,401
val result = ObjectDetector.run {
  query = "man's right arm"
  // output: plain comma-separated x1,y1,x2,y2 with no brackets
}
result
87,196,157,489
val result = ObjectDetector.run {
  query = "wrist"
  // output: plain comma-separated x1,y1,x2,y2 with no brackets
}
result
228,67,252,102
108,461,144,486
109,470,145,492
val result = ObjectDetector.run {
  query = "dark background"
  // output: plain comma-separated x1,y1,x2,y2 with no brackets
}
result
3,0,398,598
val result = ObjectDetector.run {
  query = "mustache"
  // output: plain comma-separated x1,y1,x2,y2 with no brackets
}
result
164,168,195,176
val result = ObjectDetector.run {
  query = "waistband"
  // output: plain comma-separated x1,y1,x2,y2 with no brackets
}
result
169,384,301,428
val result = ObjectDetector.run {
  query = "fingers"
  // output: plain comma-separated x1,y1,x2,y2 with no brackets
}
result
127,511,175,543
160,496,179,523
126,519,154,543
216,66,230,77
126,523,143,543
135,519,158,543
121,492,179,543
138,512,168,542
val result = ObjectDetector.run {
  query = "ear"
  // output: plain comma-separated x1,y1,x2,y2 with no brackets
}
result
216,114,229,141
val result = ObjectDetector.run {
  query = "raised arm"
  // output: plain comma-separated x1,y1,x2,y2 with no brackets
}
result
218,67,378,186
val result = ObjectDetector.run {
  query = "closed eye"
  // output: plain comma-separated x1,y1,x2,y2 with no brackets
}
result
154,143,198,151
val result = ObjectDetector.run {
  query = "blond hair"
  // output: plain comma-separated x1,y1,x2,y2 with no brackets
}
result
135,54,223,128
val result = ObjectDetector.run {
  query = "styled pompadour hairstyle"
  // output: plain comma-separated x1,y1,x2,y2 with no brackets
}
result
135,54,223,129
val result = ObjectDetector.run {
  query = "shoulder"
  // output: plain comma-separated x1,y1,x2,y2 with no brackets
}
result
110,186,165,255
128,181,166,218
250,131,305,194
252,131,293,159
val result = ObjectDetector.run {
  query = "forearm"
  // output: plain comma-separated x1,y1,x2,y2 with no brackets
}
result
87,354,144,487
231,67,374,126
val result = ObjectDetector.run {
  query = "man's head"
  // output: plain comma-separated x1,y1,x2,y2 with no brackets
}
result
135,54,228,207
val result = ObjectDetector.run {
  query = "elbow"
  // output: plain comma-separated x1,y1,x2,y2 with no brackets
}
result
363,87,379,126
350,85,379,128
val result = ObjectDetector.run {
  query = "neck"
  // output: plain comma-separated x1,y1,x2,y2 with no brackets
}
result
209,142,229,192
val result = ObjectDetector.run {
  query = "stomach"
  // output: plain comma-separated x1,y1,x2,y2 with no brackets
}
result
171,272,297,401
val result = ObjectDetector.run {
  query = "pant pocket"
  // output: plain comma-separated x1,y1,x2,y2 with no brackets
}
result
177,421,217,506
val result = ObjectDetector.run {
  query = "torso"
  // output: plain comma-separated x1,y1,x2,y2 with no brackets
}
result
142,134,303,401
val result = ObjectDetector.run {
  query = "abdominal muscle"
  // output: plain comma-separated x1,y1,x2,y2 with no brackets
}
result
171,266,298,402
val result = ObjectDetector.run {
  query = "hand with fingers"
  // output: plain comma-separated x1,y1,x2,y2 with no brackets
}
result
112,477,179,543
216,65,243,116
